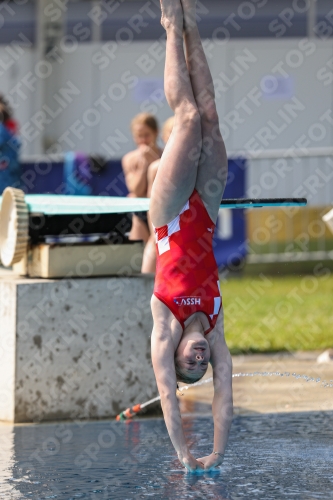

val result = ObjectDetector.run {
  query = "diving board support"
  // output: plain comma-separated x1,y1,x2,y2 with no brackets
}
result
13,242,144,278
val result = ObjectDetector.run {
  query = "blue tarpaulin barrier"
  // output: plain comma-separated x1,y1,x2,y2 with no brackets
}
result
214,158,247,269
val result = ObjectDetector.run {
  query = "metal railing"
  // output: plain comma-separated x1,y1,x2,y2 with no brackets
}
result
241,148,333,264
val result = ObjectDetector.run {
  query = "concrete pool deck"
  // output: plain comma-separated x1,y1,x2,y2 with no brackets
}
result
179,351,333,416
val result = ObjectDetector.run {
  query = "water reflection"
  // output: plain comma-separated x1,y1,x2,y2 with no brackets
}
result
0,412,332,499
0,424,21,499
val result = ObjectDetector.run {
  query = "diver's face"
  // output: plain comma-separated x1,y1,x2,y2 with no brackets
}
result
175,335,210,379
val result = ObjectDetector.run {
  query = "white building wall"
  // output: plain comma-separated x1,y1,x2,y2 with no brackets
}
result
219,39,333,152
2,38,333,203
246,154,333,206
39,38,333,158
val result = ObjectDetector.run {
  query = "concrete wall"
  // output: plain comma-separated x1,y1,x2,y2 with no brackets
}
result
0,282,16,422
0,274,156,423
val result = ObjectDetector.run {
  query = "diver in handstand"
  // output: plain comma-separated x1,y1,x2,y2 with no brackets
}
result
150,0,233,472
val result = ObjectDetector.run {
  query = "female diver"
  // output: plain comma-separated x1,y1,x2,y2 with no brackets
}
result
150,0,233,473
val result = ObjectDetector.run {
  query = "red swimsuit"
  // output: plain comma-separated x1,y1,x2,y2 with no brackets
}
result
154,189,222,334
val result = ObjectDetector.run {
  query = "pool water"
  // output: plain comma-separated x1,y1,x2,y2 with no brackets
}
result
0,412,332,499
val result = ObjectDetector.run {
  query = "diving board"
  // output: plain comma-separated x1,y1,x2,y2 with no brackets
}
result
0,187,308,276
0,194,307,215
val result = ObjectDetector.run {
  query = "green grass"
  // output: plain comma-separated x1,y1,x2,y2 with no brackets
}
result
223,273,333,354
249,238,333,255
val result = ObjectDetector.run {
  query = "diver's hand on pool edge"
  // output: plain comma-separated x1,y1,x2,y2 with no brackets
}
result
197,453,224,471
178,452,205,472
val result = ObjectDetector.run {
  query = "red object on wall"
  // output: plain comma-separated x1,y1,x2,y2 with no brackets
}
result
4,118,19,135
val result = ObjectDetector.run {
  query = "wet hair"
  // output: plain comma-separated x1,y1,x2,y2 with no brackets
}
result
130,113,159,133
175,360,206,385
0,94,12,123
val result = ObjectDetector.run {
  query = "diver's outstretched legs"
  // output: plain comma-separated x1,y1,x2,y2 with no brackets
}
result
182,0,228,223
150,0,202,228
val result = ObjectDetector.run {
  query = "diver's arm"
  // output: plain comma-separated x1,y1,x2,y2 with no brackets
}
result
198,309,233,470
211,310,233,455
151,322,203,471
151,326,188,455
211,345,233,455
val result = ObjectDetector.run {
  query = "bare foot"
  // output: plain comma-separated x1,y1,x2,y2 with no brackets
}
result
160,0,183,30
180,0,197,31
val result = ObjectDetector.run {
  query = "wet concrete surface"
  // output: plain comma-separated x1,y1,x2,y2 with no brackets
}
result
0,411,332,499
0,351,332,499
178,352,333,416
